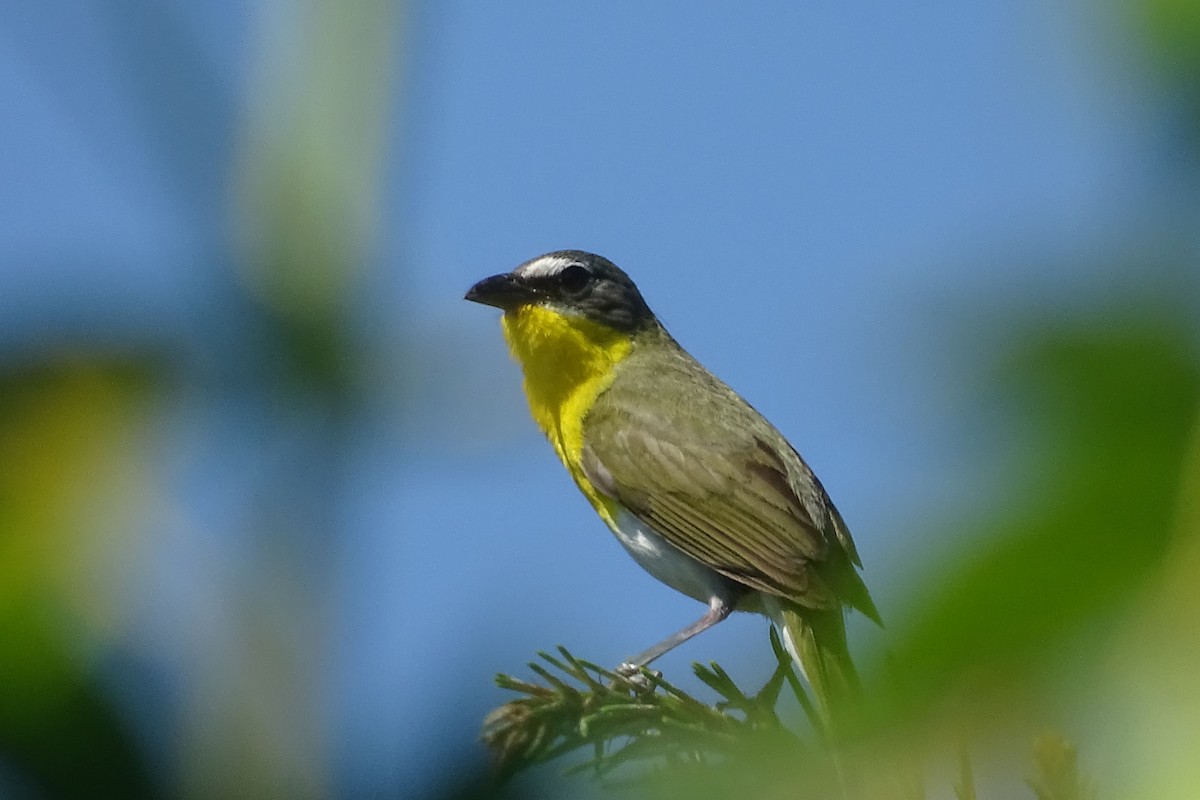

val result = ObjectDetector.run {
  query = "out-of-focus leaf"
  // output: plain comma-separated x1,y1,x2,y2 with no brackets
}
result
1131,0,1200,150
1027,731,1093,800
1097,406,1200,799
0,354,165,797
884,312,1200,717
230,0,401,392
1137,0,1200,83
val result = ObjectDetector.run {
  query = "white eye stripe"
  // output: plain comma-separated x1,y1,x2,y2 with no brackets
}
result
514,255,576,279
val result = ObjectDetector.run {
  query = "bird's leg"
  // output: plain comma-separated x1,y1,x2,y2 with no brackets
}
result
616,597,733,677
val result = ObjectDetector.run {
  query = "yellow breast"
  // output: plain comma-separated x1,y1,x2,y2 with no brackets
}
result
500,305,632,524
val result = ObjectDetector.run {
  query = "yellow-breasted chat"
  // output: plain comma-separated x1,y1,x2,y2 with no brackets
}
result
466,250,880,723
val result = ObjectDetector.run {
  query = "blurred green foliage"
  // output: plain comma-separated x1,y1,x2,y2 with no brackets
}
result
1,1,399,797
885,303,1199,721
1138,0,1200,123
0,357,164,797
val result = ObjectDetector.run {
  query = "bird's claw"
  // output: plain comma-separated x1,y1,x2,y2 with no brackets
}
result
613,662,660,693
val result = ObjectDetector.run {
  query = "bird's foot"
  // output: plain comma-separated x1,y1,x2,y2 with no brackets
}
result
613,662,660,693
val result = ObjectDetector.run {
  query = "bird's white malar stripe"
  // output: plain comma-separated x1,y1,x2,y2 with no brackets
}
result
514,255,575,279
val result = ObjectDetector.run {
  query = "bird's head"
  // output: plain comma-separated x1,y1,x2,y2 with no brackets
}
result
465,251,657,334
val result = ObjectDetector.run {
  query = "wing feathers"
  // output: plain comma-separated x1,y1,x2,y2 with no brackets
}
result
580,345,862,612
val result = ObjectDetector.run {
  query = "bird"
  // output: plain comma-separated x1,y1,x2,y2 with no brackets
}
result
465,250,880,723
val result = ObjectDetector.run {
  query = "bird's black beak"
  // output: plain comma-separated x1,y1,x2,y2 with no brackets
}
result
464,272,532,310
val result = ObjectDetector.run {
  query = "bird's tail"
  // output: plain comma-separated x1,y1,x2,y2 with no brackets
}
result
768,599,862,737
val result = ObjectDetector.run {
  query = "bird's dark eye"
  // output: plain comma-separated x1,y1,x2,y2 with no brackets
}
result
558,264,591,293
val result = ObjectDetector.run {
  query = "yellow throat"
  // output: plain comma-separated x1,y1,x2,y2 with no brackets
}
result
500,304,633,521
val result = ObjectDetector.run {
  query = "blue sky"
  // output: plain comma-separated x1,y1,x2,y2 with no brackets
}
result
0,1,1175,796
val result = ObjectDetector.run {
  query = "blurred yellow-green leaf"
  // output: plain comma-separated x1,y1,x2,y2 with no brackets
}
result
0,354,164,797
885,307,1199,718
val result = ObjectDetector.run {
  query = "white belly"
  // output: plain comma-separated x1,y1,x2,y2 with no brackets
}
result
609,507,743,607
